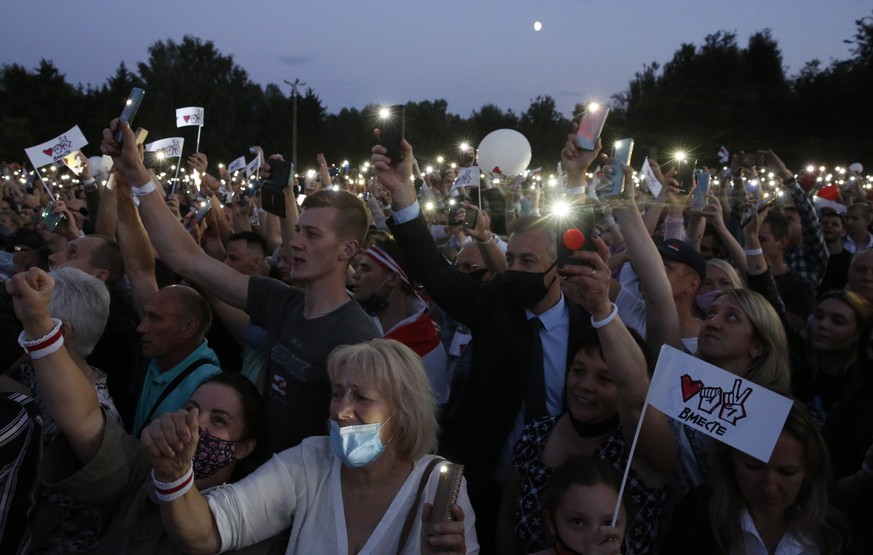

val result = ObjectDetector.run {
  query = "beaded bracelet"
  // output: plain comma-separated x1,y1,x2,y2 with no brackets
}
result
152,464,195,502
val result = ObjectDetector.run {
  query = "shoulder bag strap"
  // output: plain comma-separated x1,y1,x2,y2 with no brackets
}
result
397,456,445,553
142,358,213,426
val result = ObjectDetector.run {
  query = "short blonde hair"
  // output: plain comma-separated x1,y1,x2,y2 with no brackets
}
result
327,339,438,460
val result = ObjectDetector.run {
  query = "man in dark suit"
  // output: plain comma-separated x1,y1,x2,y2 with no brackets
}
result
372,134,599,550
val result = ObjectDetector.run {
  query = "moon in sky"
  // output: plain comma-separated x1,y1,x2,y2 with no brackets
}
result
534,21,542,31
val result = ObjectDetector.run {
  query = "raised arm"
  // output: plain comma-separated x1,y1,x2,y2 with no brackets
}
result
140,408,222,555
462,207,506,274
562,244,675,485
613,172,682,358
6,269,104,463
101,121,250,310
114,170,158,316
700,195,748,275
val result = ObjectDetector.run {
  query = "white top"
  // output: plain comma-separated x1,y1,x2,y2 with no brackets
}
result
734,507,819,555
206,437,479,555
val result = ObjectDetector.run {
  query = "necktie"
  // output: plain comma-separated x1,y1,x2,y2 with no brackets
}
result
524,317,547,422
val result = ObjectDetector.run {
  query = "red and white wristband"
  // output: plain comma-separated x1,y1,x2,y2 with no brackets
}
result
18,318,64,360
152,464,194,502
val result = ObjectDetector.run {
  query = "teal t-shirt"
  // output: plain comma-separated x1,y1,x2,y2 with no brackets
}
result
132,339,221,436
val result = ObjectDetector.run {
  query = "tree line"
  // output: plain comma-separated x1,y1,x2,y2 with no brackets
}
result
1,11,871,173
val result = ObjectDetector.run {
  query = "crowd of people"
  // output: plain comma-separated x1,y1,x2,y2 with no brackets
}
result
0,111,872,555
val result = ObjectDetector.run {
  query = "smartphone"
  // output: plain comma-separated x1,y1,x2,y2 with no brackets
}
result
380,104,406,162
267,159,293,188
692,170,710,211
602,138,634,198
242,179,263,201
40,203,65,233
576,105,609,150
425,463,464,536
447,199,463,226
143,151,161,169
675,159,693,194
135,127,149,146
557,203,597,273
193,198,212,224
741,195,779,227
113,88,145,144
739,152,766,167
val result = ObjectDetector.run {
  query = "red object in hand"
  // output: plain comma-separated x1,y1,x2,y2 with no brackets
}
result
563,228,585,251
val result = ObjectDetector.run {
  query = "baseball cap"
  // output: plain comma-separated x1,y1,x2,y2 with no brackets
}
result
658,238,706,282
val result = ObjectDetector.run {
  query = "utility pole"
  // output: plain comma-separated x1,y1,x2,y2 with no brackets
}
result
284,78,306,175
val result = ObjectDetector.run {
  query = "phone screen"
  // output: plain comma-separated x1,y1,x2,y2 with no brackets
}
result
576,106,609,151
602,138,634,198
379,104,405,162
114,88,145,144
692,171,710,211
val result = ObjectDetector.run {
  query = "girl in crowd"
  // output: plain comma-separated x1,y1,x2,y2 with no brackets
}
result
531,456,626,555
497,240,674,555
666,402,847,554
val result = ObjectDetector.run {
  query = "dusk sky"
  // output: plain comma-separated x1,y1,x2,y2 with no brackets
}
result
4,0,870,118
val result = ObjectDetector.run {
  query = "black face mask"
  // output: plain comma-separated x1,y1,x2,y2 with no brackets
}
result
465,268,489,283
502,262,557,308
360,294,389,316
567,412,620,438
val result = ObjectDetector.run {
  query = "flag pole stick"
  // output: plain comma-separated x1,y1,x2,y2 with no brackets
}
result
171,149,183,196
611,401,649,526
195,125,202,153
36,166,57,203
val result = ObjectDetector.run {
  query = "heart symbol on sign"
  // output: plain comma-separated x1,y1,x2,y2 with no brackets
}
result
680,374,703,402
184,115,191,123
43,148,54,156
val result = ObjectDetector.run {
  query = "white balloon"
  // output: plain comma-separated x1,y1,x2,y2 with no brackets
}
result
476,129,532,177
849,162,863,173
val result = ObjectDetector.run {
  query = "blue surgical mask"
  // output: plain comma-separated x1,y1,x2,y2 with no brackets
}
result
329,417,392,468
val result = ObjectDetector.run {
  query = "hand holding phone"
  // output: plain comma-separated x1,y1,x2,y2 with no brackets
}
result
576,105,609,151
379,105,405,163
113,88,145,144
425,463,464,536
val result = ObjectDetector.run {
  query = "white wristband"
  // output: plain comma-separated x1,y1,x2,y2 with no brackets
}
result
131,180,157,197
744,248,763,256
591,303,619,329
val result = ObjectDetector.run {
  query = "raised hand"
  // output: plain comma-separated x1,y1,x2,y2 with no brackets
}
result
559,236,613,319
141,407,200,482
6,267,54,334
371,131,417,210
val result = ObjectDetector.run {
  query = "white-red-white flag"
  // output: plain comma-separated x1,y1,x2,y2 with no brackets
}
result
175,107,205,127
